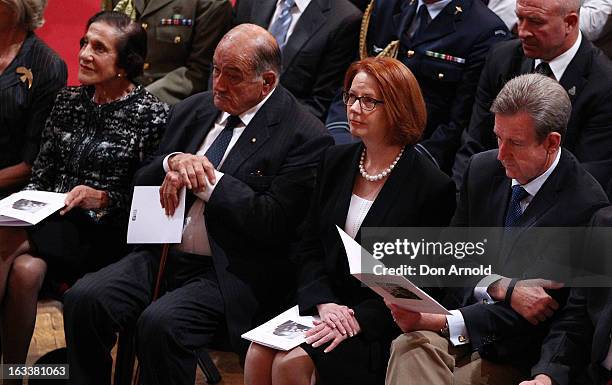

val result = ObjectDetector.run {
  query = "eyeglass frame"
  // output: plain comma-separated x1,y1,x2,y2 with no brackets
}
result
342,91,384,111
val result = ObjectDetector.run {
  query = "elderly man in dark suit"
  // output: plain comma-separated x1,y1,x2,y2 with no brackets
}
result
454,0,612,198
384,74,609,385
325,0,509,173
62,24,332,385
234,0,362,121
520,206,612,385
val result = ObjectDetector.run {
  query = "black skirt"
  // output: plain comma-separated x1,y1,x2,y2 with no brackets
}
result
27,209,128,283
300,333,392,385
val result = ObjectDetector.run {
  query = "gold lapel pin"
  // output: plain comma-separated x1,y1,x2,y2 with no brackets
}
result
16,66,33,89
455,5,463,14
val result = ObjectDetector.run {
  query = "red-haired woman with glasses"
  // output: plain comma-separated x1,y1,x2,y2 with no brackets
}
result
244,56,457,385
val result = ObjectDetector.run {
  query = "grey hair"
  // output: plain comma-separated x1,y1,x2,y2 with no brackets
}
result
1,0,47,31
557,0,580,15
491,73,571,141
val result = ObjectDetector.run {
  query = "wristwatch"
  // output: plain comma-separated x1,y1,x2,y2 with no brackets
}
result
440,320,449,337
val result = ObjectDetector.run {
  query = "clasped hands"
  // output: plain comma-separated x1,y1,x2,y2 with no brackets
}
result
160,153,217,215
304,303,361,353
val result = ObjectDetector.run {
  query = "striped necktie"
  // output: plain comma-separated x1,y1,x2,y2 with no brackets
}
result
268,0,296,48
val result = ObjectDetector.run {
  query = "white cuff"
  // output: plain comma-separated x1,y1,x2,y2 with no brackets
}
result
473,274,504,304
446,310,470,346
163,152,184,172
193,170,224,202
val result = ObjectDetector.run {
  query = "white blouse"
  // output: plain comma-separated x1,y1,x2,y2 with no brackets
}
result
344,194,375,239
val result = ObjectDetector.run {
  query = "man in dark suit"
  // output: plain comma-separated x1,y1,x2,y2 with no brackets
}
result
520,206,612,385
454,0,612,197
62,24,332,385
234,0,362,121
384,74,609,385
325,0,509,173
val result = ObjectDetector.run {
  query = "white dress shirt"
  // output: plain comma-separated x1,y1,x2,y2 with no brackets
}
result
163,89,276,256
344,194,374,239
534,31,582,81
269,0,312,47
487,0,517,31
448,150,562,346
580,0,612,42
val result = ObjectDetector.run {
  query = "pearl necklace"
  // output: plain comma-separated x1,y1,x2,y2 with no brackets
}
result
359,146,405,182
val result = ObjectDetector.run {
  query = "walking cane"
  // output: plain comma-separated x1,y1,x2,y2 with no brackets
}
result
132,242,170,385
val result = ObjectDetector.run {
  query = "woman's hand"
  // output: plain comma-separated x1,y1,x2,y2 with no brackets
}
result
316,303,359,336
305,319,357,353
60,185,109,215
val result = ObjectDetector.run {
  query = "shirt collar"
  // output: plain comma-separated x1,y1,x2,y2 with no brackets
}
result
218,87,277,127
511,148,562,197
276,0,310,13
534,31,582,81
417,0,453,20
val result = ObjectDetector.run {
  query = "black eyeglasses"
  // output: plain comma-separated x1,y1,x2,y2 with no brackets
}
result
342,91,384,111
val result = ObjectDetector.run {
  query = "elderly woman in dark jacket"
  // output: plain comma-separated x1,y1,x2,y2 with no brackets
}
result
0,11,168,376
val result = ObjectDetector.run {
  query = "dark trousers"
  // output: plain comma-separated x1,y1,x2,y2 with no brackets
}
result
63,248,224,385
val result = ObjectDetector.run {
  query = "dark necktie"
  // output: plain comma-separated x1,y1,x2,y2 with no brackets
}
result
505,185,530,227
204,115,241,168
268,0,296,48
535,62,555,80
413,5,432,40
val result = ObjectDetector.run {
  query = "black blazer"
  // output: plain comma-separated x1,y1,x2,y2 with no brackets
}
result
531,207,612,385
450,149,609,364
234,0,362,120
134,86,333,354
296,143,456,342
455,38,612,197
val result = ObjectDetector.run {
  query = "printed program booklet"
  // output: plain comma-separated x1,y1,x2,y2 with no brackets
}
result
0,190,66,226
337,226,450,315
127,186,186,244
242,306,319,351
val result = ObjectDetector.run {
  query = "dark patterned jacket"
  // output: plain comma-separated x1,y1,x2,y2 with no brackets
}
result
26,85,169,226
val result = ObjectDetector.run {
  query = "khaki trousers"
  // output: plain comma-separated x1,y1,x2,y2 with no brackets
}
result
385,331,529,385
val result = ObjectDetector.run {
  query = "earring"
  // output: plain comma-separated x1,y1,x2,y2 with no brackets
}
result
116,73,123,78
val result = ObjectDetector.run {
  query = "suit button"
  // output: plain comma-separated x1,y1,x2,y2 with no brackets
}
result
143,62,150,70
251,137,257,143
407,50,415,58
438,73,445,79
174,36,181,44
141,22,148,30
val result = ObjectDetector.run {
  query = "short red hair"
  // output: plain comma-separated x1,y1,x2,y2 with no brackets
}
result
343,56,427,146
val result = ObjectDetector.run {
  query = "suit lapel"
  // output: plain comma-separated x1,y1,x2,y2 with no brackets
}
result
282,0,328,72
139,0,174,18
397,0,417,39
218,91,277,175
133,0,146,16
489,174,511,227
251,0,277,28
593,291,612,363
411,0,462,46
332,145,361,232
559,38,591,151
357,147,417,237
184,108,219,154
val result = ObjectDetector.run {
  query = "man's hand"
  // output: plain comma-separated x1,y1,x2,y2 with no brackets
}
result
305,319,358,353
160,171,185,216
316,303,358,336
511,279,563,325
519,374,553,385
168,153,216,191
386,302,446,333
60,185,108,215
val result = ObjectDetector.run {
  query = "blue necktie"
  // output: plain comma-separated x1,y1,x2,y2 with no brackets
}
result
205,115,241,168
504,185,529,227
268,0,296,48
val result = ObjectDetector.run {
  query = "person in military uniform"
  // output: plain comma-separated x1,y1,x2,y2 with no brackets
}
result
326,0,509,175
103,0,232,104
